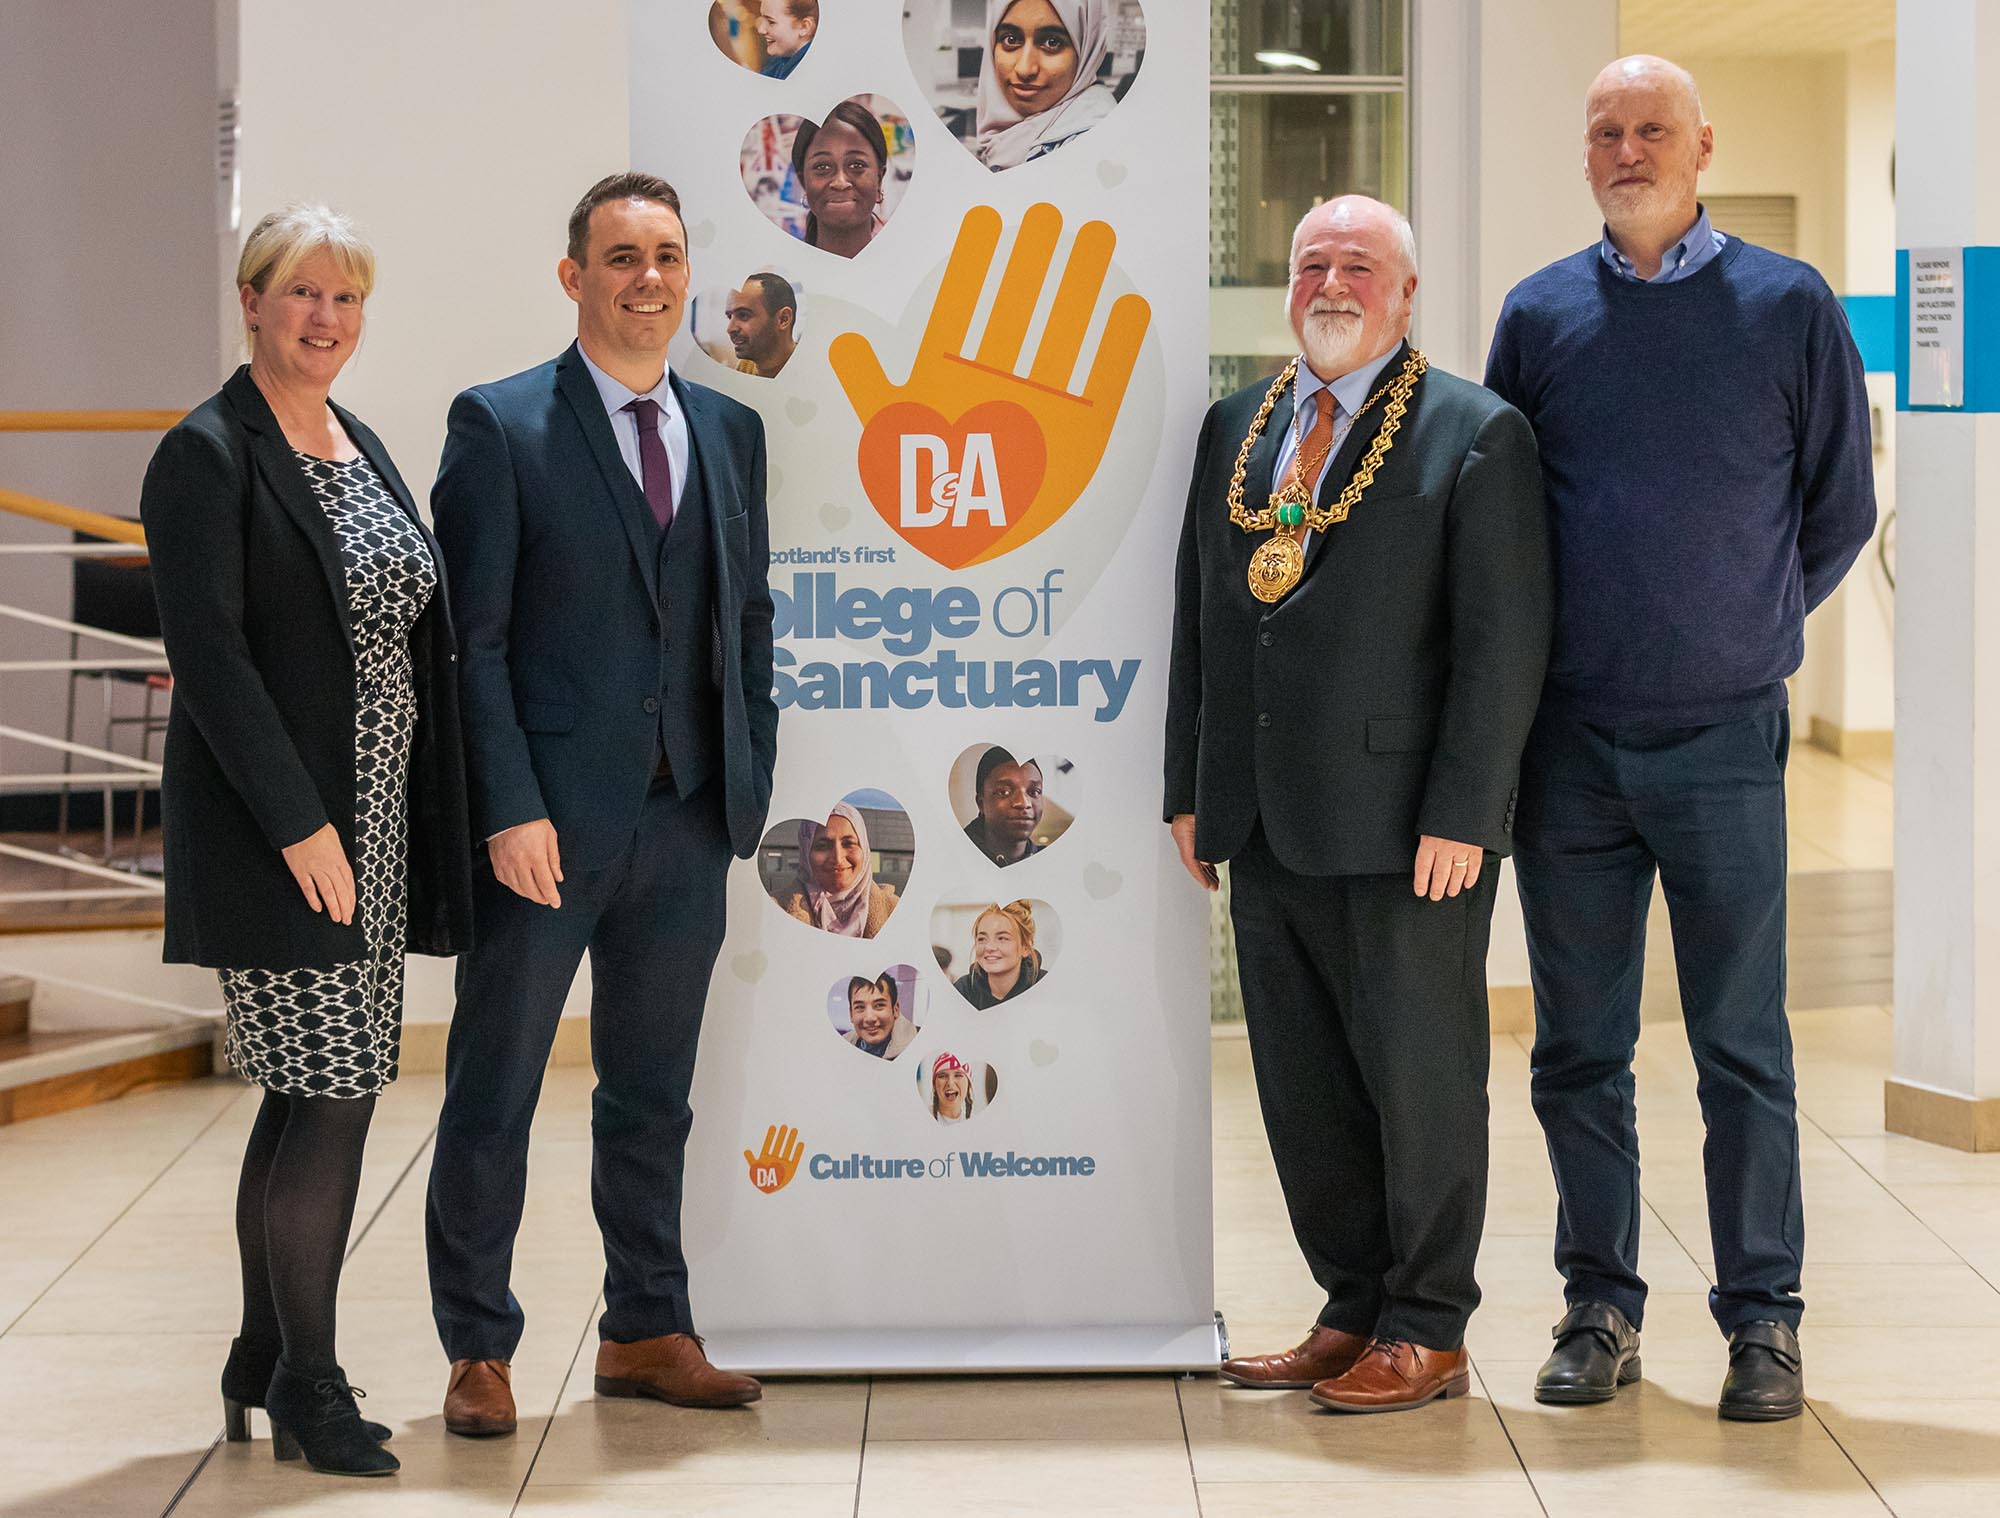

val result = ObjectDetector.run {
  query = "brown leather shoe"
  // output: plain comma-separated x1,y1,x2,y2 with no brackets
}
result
594,1333,762,1408
1309,1339,1471,1413
1221,1323,1372,1389
443,1358,516,1437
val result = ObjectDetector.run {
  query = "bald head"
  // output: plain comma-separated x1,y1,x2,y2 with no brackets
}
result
1290,196,1418,283
1286,195,1419,381
1587,54,1704,131
1583,53,1713,268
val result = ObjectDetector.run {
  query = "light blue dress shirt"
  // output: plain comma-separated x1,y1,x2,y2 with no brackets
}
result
576,344,689,512
1271,343,1403,553
1597,203,1727,284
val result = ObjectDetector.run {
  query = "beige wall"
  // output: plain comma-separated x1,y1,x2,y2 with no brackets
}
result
238,0,628,1020
0,0,222,755
237,0,630,495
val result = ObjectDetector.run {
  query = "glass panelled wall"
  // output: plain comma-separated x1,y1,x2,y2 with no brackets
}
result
1205,3,1410,1018
1210,1,1410,400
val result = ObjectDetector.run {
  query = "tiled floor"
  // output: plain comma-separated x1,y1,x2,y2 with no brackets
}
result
3,747,1970,1515
3,1001,1997,1516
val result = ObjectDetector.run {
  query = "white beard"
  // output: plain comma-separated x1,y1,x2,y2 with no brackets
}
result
1300,313,1364,377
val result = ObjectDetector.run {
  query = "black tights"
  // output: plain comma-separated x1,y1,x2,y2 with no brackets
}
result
234,1088,377,1377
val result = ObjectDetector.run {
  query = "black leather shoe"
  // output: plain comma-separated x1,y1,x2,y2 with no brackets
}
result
265,1361,400,1477
1719,1320,1804,1422
221,1337,392,1444
1534,1302,1642,1404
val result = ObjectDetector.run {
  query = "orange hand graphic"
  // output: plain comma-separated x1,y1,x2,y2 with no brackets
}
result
832,202,1151,568
744,1124,805,1195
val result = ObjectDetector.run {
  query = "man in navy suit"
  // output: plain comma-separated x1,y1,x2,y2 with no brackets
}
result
425,172,778,1435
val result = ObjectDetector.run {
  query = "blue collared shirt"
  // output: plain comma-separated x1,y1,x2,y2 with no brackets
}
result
1272,343,1403,552
576,343,689,511
1598,204,1727,284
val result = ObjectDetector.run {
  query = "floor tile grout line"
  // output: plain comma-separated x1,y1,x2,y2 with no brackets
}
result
511,1289,605,1515
1803,1396,1898,1516
1464,1353,1553,1518
339,1118,439,1260
155,1435,223,1518
2,1080,248,1343
1174,1375,1204,1518
1809,1109,2000,1296
852,1376,872,1518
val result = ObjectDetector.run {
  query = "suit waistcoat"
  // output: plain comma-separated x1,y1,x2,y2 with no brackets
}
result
655,430,722,793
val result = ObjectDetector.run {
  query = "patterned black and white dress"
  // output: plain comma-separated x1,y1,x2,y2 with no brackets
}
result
218,451,437,1099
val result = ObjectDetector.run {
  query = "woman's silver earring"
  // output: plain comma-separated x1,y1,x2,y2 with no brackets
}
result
249,323,258,331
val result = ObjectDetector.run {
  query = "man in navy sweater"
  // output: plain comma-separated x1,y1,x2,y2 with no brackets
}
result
1486,55,1875,1422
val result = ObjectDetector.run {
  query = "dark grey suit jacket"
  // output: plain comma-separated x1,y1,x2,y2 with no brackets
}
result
1164,343,1554,875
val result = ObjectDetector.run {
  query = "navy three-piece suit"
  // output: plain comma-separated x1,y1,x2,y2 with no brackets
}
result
425,343,776,1358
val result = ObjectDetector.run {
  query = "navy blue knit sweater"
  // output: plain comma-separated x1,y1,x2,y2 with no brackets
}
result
1485,238,1877,727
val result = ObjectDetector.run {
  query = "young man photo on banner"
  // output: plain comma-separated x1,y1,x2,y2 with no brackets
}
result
1164,195,1553,1413
424,171,778,1436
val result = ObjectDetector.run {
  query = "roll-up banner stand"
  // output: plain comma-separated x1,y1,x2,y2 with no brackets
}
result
637,0,1215,1374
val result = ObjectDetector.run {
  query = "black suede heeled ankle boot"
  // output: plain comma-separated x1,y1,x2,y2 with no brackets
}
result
263,1360,399,1477
220,1337,391,1443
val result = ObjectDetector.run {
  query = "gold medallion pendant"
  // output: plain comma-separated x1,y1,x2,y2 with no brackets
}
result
1248,532,1305,602
1224,348,1429,605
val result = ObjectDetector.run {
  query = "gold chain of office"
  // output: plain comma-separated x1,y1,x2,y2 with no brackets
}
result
1226,348,1428,602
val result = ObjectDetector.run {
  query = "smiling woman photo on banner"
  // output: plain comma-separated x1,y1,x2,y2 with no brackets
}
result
932,898,1055,1009
923,1051,998,1124
903,0,1145,171
740,95,916,259
760,790,910,938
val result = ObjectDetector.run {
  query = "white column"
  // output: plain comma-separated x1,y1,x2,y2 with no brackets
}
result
1889,0,2000,1149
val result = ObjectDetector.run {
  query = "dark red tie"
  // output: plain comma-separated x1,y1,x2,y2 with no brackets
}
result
623,397,675,531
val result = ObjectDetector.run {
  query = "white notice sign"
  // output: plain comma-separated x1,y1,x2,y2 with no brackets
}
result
1910,246,1965,407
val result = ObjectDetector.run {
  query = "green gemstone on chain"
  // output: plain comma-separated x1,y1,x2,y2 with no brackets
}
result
1276,501,1304,528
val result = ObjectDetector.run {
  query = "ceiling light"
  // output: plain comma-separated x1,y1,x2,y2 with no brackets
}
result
1254,50,1322,71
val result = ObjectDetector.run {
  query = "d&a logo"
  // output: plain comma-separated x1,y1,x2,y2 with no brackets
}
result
743,1123,805,1195
832,202,1151,571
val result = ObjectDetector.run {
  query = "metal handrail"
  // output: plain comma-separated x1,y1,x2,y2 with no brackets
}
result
0,438,172,906
0,487,147,547
0,411,185,432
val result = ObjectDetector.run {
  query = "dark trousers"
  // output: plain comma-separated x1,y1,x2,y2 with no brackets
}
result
1514,709,1803,1335
426,776,732,1360
1228,827,1497,1349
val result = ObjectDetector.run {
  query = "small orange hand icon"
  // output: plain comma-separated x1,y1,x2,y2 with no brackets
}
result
831,202,1152,568
744,1124,805,1195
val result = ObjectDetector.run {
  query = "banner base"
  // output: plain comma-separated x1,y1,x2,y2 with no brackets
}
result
703,1321,1224,1376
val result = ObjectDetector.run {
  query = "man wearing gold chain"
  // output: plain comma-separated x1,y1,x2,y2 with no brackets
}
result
1164,196,1552,1413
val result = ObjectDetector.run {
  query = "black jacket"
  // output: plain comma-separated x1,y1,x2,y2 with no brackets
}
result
141,367,475,968
1164,345,1553,875
430,345,778,866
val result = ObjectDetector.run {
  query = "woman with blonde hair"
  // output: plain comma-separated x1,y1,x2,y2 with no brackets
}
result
952,899,1045,1008
142,204,472,1478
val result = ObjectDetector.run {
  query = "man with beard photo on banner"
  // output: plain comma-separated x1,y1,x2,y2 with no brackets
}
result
424,172,778,1437
1165,196,1552,1413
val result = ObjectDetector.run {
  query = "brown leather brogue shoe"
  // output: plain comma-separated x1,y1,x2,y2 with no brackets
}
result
594,1333,762,1409
443,1358,516,1437
1309,1338,1471,1414
1220,1323,1372,1390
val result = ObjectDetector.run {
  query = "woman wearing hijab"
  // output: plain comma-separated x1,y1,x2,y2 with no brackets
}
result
974,0,1118,170
952,900,1046,1009
776,802,899,937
